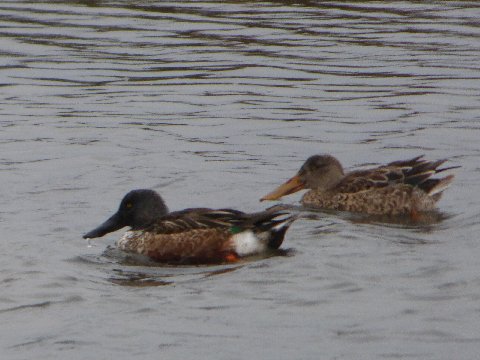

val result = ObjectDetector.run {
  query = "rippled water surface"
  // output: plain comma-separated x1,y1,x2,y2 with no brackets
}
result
1,1,480,359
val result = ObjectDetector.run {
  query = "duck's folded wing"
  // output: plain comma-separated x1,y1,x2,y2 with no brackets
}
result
334,155,456,193
147,208,246,234
148,207,292,234
334,167,404,193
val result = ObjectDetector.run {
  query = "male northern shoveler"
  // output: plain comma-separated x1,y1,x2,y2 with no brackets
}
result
83,189,296,264
260,154,458,217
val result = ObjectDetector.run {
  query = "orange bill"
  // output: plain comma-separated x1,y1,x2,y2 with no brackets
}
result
260,175,305,201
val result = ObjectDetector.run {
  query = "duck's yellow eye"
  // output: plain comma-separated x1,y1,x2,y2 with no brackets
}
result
126,202,133,208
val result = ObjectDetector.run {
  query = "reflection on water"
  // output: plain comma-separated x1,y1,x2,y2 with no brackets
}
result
1,1,480,359
109,272,173,287
72,246,294,287
108,266,243,287
299,205,452,230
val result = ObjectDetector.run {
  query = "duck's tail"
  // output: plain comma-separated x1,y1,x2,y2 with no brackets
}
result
424,174,456,201
391,156,459,199
247,207,298,249
266,212,298,249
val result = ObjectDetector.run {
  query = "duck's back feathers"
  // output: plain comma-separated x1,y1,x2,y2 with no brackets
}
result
147,208,244,234
334,155,457,196
147,207,290,234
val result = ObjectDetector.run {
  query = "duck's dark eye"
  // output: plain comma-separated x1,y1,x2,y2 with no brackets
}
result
125,202,133,209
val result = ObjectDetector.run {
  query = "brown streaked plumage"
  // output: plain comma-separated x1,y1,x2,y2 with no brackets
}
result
83,189,296,264
261,154,458,217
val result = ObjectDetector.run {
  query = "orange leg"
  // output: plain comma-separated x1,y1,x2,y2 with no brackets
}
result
224,252,240,263
410,207,422,222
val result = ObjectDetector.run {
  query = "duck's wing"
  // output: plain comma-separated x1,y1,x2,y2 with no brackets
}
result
146,208,244,234
334,155,458,194
334,167,406,193
148,207,294,234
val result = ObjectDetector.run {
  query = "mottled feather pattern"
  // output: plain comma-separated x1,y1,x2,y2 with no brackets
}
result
302,185,436,216
335,171,393,193
146,209,245,234
331,157,454,193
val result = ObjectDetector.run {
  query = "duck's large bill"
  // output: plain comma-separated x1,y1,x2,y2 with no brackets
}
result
260,175,305,201
83,211,125,239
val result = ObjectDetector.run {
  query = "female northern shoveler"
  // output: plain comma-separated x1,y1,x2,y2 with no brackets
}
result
260,154,458,217
83,189,296,264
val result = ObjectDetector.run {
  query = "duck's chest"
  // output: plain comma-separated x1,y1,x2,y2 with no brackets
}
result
117,231,147,254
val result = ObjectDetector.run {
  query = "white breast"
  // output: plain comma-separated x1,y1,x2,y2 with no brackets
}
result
231,231,266,256
116,231,145,254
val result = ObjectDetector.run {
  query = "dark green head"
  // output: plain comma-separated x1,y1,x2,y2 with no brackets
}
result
83,189,168,239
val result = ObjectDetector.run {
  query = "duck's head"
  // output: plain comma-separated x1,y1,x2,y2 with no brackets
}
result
260,154,344,201
83,189,168,239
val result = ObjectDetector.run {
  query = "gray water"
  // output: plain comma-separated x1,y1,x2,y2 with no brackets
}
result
1,1,480,359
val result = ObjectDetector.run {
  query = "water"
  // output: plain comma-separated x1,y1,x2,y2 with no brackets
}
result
1,1,479,359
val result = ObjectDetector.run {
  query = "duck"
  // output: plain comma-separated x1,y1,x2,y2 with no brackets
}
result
83,189,296,264
260,154,458,217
